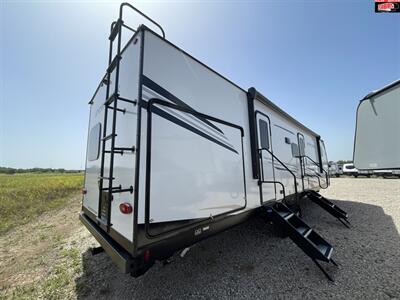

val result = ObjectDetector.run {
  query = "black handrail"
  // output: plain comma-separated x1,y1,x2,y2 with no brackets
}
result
300,155,329,189
119,3,166,38
259,148,299,204
258,153,287,200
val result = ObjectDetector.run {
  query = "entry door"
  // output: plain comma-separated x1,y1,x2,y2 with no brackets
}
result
256,112,276,203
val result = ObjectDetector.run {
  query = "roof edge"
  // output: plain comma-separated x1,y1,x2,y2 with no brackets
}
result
361,79,400,101
248,87,320,137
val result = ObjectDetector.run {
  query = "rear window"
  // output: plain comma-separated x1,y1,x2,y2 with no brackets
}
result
88,123,101,161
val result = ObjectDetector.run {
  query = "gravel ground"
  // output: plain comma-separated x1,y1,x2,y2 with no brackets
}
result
77,178,400,299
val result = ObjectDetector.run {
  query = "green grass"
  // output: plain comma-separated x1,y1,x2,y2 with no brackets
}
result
6,247,84,300
0,173,84,234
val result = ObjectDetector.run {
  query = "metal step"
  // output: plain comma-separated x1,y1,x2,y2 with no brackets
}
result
265,203,337,281
306,191,350,228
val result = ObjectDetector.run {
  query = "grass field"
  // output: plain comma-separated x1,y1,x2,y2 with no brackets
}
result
0,173,84,234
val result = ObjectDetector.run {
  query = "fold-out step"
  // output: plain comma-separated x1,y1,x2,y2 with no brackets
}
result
265,203,337,281
306,190,350,228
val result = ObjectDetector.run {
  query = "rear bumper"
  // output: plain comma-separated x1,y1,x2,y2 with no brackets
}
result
79,212,133,273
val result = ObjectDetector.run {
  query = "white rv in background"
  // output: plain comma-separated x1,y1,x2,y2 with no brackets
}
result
354,79,400,170
342,163,359,176
342,163,372,177
80,3,348,281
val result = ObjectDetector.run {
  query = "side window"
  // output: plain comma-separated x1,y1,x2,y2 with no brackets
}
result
259,119,270,149
298,137,305,156
88,123,101,161
319,140,329,171
291,143,299,158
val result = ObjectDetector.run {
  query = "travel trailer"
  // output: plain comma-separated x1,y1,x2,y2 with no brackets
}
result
80,3,349,281
354,79,400,170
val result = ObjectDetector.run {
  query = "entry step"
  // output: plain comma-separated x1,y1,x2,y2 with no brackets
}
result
264,203,338,281
306,190,350,228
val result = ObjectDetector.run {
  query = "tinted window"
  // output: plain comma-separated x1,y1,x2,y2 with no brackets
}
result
319,140,329,171
259,119,269,149
298,137,305,156
88,123,101,161
291,143,299,157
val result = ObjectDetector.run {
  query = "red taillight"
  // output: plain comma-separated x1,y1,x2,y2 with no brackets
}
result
82,188,87,195
119,202,133,214
144,250,151,262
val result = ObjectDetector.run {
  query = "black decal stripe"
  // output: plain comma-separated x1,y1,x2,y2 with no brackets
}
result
142,75,224,134
152,106,238,154
161,106,235,149
142,87,229,142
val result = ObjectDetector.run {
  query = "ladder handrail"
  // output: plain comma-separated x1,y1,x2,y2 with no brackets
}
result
300,155,329,189
259,148,299,203
119,2,165,38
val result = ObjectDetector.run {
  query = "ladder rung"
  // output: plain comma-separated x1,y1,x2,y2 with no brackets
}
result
109,19,123,41
107,106,126,114
101,185,122,191
114,147,135,152
118,96,137,105
107,55,121,74
98,176,115,180
104,150,123,155
102,133,117,141
111,186,133,194
105,93,118,106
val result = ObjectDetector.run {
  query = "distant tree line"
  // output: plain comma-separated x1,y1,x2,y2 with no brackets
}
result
0,167,83,174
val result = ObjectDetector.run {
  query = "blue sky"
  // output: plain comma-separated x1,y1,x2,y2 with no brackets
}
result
1,1,399,169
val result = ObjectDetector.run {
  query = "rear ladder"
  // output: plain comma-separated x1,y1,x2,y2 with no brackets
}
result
97,3,165,228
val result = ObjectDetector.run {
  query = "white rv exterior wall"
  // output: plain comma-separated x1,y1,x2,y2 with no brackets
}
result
138,30,256,225
82,32,143,242
137,29,324,226
354,84,400,169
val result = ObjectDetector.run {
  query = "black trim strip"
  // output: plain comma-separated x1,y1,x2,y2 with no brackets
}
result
133,30,145,254
316,136,323,173
151,105,238,154
247,88,259,179
141,75,224,134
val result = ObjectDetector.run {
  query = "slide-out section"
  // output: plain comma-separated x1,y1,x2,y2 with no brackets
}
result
145,101,246,236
